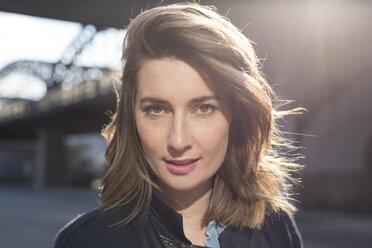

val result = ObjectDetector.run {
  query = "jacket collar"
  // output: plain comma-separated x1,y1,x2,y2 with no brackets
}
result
148,192,285,248
150,192,191,244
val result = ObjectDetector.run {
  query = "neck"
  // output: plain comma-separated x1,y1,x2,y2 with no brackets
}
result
156,181,212,227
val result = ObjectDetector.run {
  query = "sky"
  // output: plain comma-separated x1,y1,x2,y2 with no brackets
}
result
0,11,124,101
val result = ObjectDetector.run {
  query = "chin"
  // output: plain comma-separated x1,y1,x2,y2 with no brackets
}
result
159,176,212,194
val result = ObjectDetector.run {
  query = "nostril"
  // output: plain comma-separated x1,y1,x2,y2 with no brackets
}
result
167,144,192,158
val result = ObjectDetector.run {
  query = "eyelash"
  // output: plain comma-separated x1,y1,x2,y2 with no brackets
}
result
195,104,217,115
142,104,217,118
143,105,165,117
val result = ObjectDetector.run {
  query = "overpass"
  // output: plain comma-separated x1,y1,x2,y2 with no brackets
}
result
0,65,117,138
0,70,117,186
0,24,118,186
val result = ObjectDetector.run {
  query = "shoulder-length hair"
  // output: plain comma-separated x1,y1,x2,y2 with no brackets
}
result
101,2,302,228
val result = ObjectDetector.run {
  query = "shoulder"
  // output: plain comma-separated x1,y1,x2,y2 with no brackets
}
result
219,211,302,248
53,207,129,248
262,211,303,248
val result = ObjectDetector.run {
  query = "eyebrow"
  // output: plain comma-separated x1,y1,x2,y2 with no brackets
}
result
189,96,222,104
139,96,221,105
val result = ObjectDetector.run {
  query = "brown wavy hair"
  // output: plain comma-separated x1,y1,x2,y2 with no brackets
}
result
101,2,302,228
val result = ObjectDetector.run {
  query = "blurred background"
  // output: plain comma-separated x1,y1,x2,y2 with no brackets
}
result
0,0,371,247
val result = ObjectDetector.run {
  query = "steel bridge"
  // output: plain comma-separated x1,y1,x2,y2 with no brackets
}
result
0,24,118,186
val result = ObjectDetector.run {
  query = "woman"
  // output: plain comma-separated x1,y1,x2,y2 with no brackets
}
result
54,3,303,248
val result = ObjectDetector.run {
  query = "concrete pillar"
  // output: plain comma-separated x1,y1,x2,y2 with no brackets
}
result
34,129,46,188
33,128,67,187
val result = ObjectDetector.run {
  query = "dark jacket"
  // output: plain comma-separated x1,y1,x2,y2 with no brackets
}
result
54,193,303,248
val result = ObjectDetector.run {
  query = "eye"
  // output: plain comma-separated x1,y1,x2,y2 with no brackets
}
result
196,104,217,115
144,105,165,116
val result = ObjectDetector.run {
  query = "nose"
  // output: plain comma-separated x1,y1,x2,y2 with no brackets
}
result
167,115,192,156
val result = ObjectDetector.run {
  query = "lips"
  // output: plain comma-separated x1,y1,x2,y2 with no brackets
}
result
164,158,200,174
165,158,200,166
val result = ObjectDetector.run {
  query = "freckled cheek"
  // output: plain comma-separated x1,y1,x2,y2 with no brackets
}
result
136,120,169,158
192,120,230,153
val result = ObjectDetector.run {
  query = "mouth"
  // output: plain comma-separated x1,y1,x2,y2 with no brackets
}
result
164,158,200,166
163,158,200,174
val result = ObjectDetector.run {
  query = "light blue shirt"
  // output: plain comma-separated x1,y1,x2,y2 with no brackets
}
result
205,220,226,248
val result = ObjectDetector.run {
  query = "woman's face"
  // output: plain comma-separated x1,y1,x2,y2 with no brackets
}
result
135,58,231,194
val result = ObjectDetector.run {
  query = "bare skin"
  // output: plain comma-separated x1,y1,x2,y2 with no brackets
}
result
180,193,210,246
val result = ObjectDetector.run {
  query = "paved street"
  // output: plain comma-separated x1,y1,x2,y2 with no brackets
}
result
0,184,99,248
0,184,371,248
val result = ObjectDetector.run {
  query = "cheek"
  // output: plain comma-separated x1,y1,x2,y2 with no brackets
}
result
136,124,154,154
194,119,230,156
135,117,166,159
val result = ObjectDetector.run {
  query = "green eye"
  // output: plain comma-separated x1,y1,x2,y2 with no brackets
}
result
151,107,163,114
143,105,164,117
199,105,210,113
197,104,216,114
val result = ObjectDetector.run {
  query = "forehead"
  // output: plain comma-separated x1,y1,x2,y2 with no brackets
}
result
136,58,221,101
